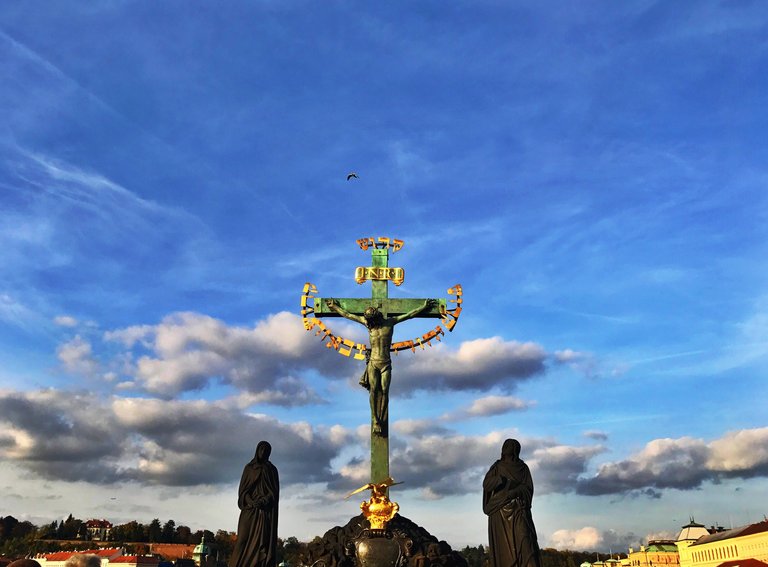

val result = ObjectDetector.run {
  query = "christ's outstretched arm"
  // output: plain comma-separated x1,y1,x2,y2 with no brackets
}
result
393,298,437,324
325,299,367,325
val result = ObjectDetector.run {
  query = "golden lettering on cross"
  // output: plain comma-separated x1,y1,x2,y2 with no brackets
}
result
355,266,405,286
356,237,404,251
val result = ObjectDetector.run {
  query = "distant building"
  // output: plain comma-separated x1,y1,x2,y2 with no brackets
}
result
627,540,680,567
148,545,196,562
192,535,213,567
677,520,711,546
678,520,768,567
85,520,114,542
37,548,123,567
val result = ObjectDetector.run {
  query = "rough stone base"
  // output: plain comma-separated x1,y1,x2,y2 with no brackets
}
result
304,514,468,567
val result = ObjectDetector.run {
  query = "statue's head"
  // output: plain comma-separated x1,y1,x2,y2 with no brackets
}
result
255,440,272,463
364,306,383,327
501,438,521,460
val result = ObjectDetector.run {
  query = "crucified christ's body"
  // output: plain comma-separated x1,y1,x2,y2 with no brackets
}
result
325,298,437,435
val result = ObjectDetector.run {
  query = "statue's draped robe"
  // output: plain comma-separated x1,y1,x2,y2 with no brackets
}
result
482,455,541,567
230,455,279,567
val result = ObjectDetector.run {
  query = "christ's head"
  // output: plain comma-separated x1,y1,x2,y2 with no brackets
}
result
364,306,384,328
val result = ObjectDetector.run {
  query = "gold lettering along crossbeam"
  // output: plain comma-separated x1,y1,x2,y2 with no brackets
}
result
355,267,405,286
356,237,404,251
300,283,463,358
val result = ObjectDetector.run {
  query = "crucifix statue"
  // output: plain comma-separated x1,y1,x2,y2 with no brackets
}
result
301,237,462,483
325,297,438,435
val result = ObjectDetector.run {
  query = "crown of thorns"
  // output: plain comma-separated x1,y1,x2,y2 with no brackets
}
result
364,306,381,318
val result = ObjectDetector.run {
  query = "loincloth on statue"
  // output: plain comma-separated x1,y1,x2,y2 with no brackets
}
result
359,358,392,390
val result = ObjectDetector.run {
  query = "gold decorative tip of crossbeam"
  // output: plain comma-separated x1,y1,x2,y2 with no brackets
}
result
357,237,404,252
355,266,405,286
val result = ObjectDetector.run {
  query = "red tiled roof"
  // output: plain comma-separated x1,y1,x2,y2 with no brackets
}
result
148,545,195,561
40,549,120,561
717,560,768,567
40,552,77,561
109,557,159,566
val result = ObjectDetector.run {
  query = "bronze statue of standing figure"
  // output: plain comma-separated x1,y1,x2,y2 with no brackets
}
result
230,441,280,567
325,299,436,435
482,439,541,567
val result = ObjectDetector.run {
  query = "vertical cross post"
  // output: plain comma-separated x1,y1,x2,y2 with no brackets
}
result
370,247,389,483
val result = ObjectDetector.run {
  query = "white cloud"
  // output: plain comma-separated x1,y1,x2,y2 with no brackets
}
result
550,526,602,551
396,337,547,393
100,310,572,401
56,335,99,377
577,428,768,495
105,311,327,401
529,443,606,495
442,395,532,420
708,428,768,473
54,315,78,327
547,527,642,552
0,389,349,487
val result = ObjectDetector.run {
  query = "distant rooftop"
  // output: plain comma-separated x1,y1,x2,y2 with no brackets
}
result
677,517,710,542
690,520,768,547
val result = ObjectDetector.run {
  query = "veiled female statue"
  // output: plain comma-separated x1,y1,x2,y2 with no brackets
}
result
482,439,541,567
230,441,280,567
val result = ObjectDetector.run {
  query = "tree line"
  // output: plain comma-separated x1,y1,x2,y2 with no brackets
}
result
2,513,623,566
0,514,236,559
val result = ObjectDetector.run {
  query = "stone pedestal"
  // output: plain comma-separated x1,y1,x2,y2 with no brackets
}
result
352,528,411,567
305,514,467,567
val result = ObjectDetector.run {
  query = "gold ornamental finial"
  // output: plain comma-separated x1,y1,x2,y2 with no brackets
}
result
345,477,402,530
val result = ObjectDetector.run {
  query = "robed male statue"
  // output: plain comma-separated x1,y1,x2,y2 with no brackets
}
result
482,439,541,567
230,441,280,567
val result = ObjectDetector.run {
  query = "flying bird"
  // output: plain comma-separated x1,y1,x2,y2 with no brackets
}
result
347,172,359,181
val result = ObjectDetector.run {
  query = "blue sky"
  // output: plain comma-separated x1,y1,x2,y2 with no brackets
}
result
1,0,768,551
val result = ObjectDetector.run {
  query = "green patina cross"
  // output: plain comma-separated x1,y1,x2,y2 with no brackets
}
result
312,242,445,484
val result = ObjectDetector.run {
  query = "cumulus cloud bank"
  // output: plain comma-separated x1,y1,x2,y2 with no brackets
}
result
104,311,330,401
0,390,348,487
576,428,768,495
55,310,584,403
394,337,548,393
2,388,768,503
549,527,642,552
